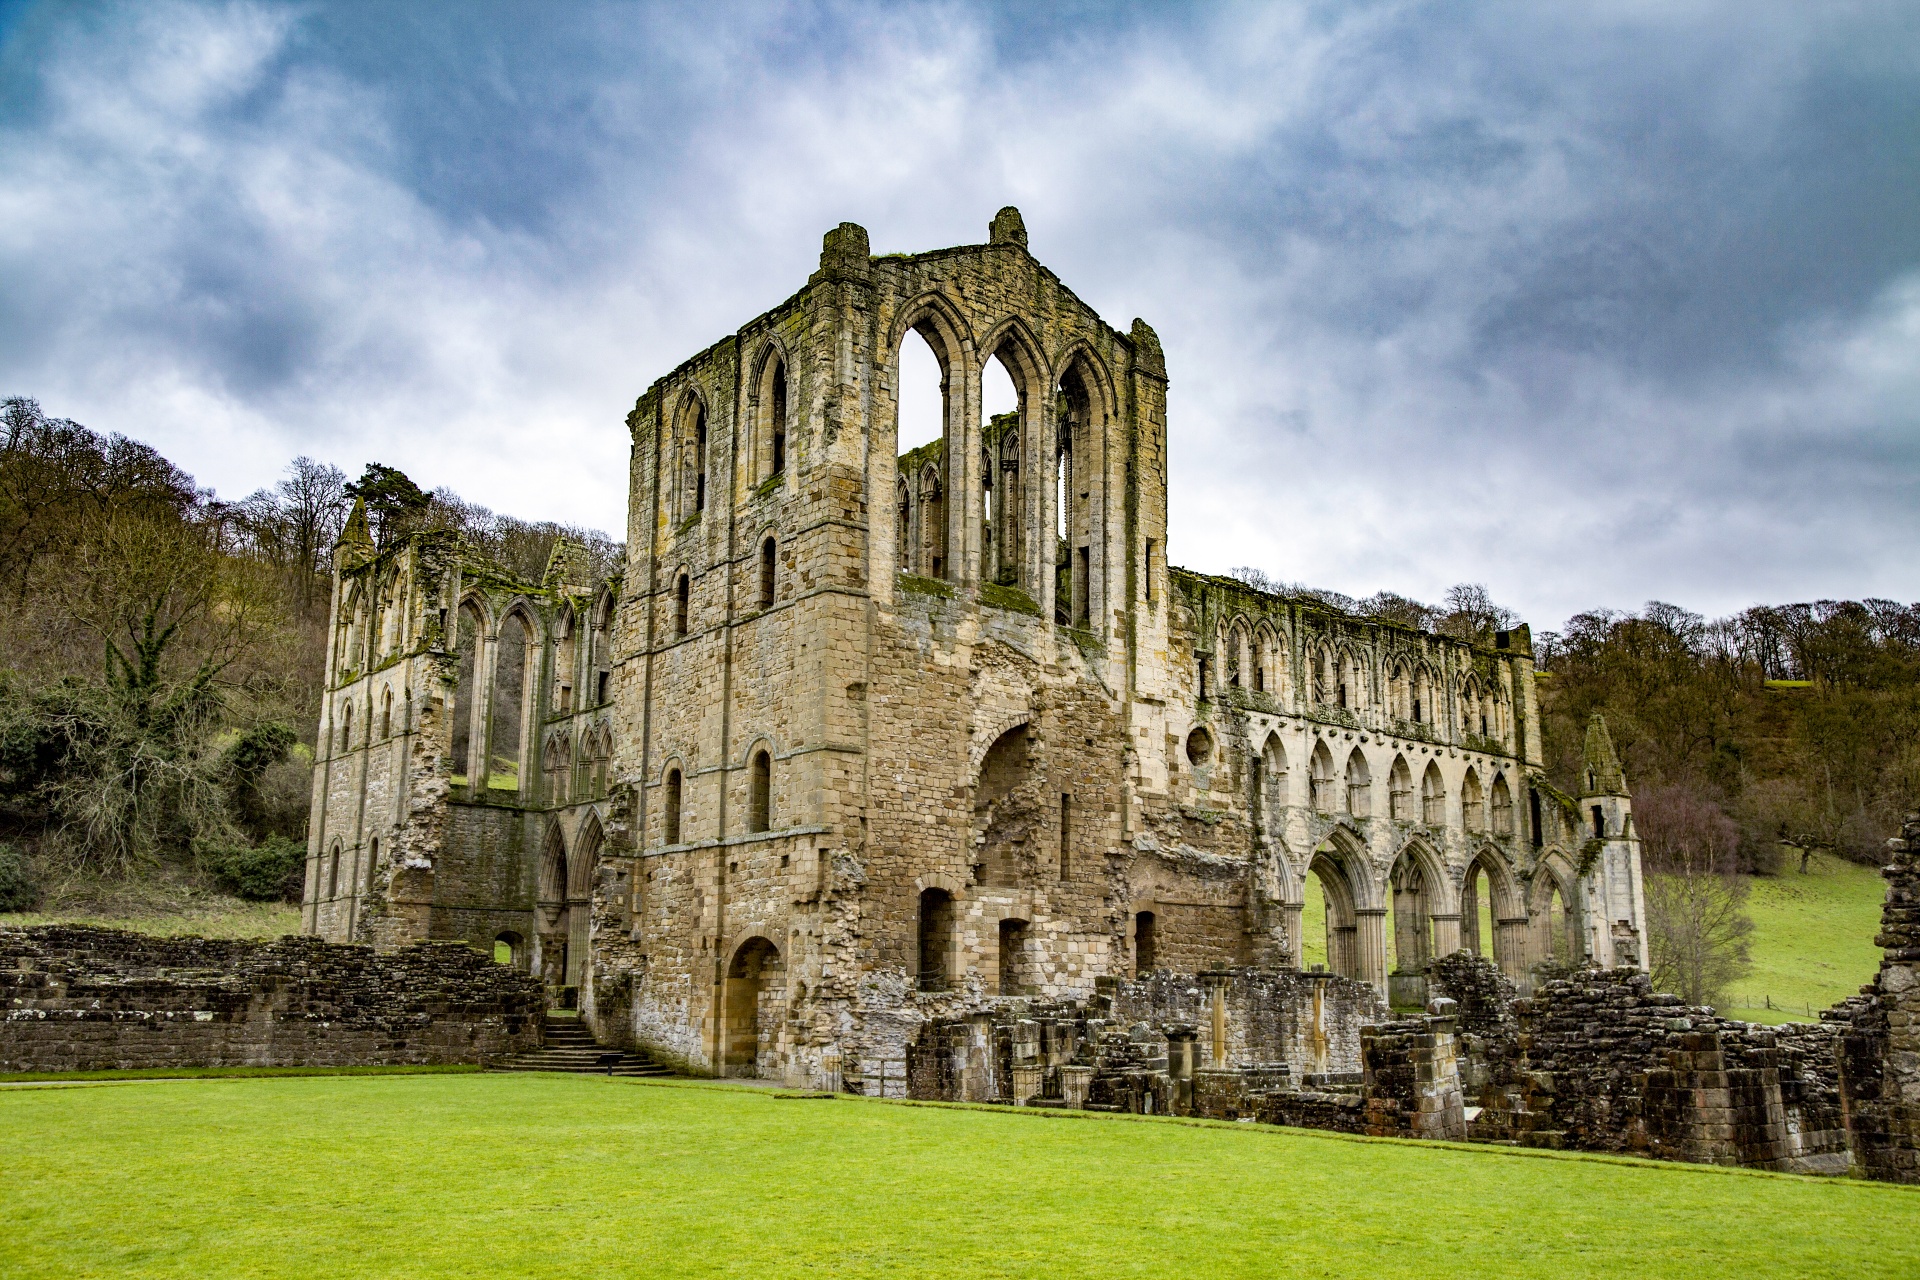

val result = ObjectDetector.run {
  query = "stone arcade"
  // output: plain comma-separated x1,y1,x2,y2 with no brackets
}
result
304,209,1649,1090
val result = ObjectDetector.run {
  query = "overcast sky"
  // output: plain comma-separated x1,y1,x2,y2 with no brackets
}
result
2,1,1916,630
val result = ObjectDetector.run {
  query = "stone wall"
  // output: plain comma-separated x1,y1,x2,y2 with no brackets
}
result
0,925,543,1072
1835,809,1920,1182
1462,968,1849,1174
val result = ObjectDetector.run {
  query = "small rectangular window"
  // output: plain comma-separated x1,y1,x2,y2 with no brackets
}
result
1144,539,1156,604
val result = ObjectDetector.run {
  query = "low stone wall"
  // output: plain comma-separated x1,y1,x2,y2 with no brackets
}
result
0,925,544,1072
1462,968,1849,1174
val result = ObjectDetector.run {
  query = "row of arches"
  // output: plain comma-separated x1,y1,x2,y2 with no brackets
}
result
1293,834,1582,986
1251,734,1519,836
670,350,792,525
444,593,613,793
887,300,1118,625
334,683,412,753
1210,617,1516,745
542,724,612,805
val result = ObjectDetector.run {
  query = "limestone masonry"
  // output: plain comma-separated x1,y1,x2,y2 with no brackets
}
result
304,209,1651,1090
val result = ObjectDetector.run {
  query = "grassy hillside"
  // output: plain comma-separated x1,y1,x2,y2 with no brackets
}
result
4,1074,1916,1278
1724,853,1886,1023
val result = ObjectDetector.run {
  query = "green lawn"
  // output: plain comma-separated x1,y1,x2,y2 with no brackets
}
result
1724,853,1887,1024
4,1074,1916,1278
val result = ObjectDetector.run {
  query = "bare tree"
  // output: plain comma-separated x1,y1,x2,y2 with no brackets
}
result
1637,784,1754,1007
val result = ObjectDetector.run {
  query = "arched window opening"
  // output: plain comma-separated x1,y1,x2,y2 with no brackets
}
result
1462,768,1485,832
1491,775,1514,836
758,537,776,610
769,359,787,477
339,701,352,752
748,748,772,834
982,351,1022,588
677,397,708,520
664,767,683,845
381,687,392,739
494,931,525,969
1388,756,1414,820
917,887,955,991
554,608,577,714
998,917,1030,995
1529,786,1544,848
1309,741,1337,813
1421,762,1446,824
674,573,690,638
1592,805,1605,838
1345,748,1372,817
896,326,949,580
327,840,342,899
366,836,379,891
489,612,531,792
450,604,481,784
1133,910,1157,976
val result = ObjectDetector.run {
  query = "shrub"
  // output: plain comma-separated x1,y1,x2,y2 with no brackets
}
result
0,843,39,911
205,836,306,902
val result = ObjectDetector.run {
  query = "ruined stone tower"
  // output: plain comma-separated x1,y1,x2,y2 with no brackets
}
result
305,210,1647,1087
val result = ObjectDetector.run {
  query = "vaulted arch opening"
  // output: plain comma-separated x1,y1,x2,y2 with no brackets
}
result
1462,849,1526,979
724,937,785,1077
973,724,1034,887
536,823,571,993
1302,844,1363,979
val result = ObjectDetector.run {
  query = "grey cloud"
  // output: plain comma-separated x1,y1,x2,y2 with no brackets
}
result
0,0,1916,628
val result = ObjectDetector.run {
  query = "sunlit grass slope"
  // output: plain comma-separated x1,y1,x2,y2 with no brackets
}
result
5,1074,1917,1279
1725,852,1886,1023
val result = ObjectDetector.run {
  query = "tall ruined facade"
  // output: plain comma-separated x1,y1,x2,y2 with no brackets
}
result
306,209,1648,1087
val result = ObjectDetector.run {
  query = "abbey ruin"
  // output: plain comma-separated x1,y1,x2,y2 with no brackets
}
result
303,208,1649,1093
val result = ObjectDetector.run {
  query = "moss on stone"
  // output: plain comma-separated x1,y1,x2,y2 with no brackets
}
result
980,581,1040,616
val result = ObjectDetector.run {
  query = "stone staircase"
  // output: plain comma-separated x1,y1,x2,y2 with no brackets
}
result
489,1012,673,1077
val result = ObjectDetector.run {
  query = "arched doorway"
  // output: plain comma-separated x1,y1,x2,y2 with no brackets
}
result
1386,840,1451,1008
723,937,785,1078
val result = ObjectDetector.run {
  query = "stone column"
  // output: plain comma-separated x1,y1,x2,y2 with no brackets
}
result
1496,916,1530,980
1355,908,1389,995
1206,973,1231,1068
1281,902,1304,970
1430,912,1462,959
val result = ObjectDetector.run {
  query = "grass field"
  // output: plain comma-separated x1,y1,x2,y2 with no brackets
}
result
4,1074,1917,1278
1724,852,1886,1024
